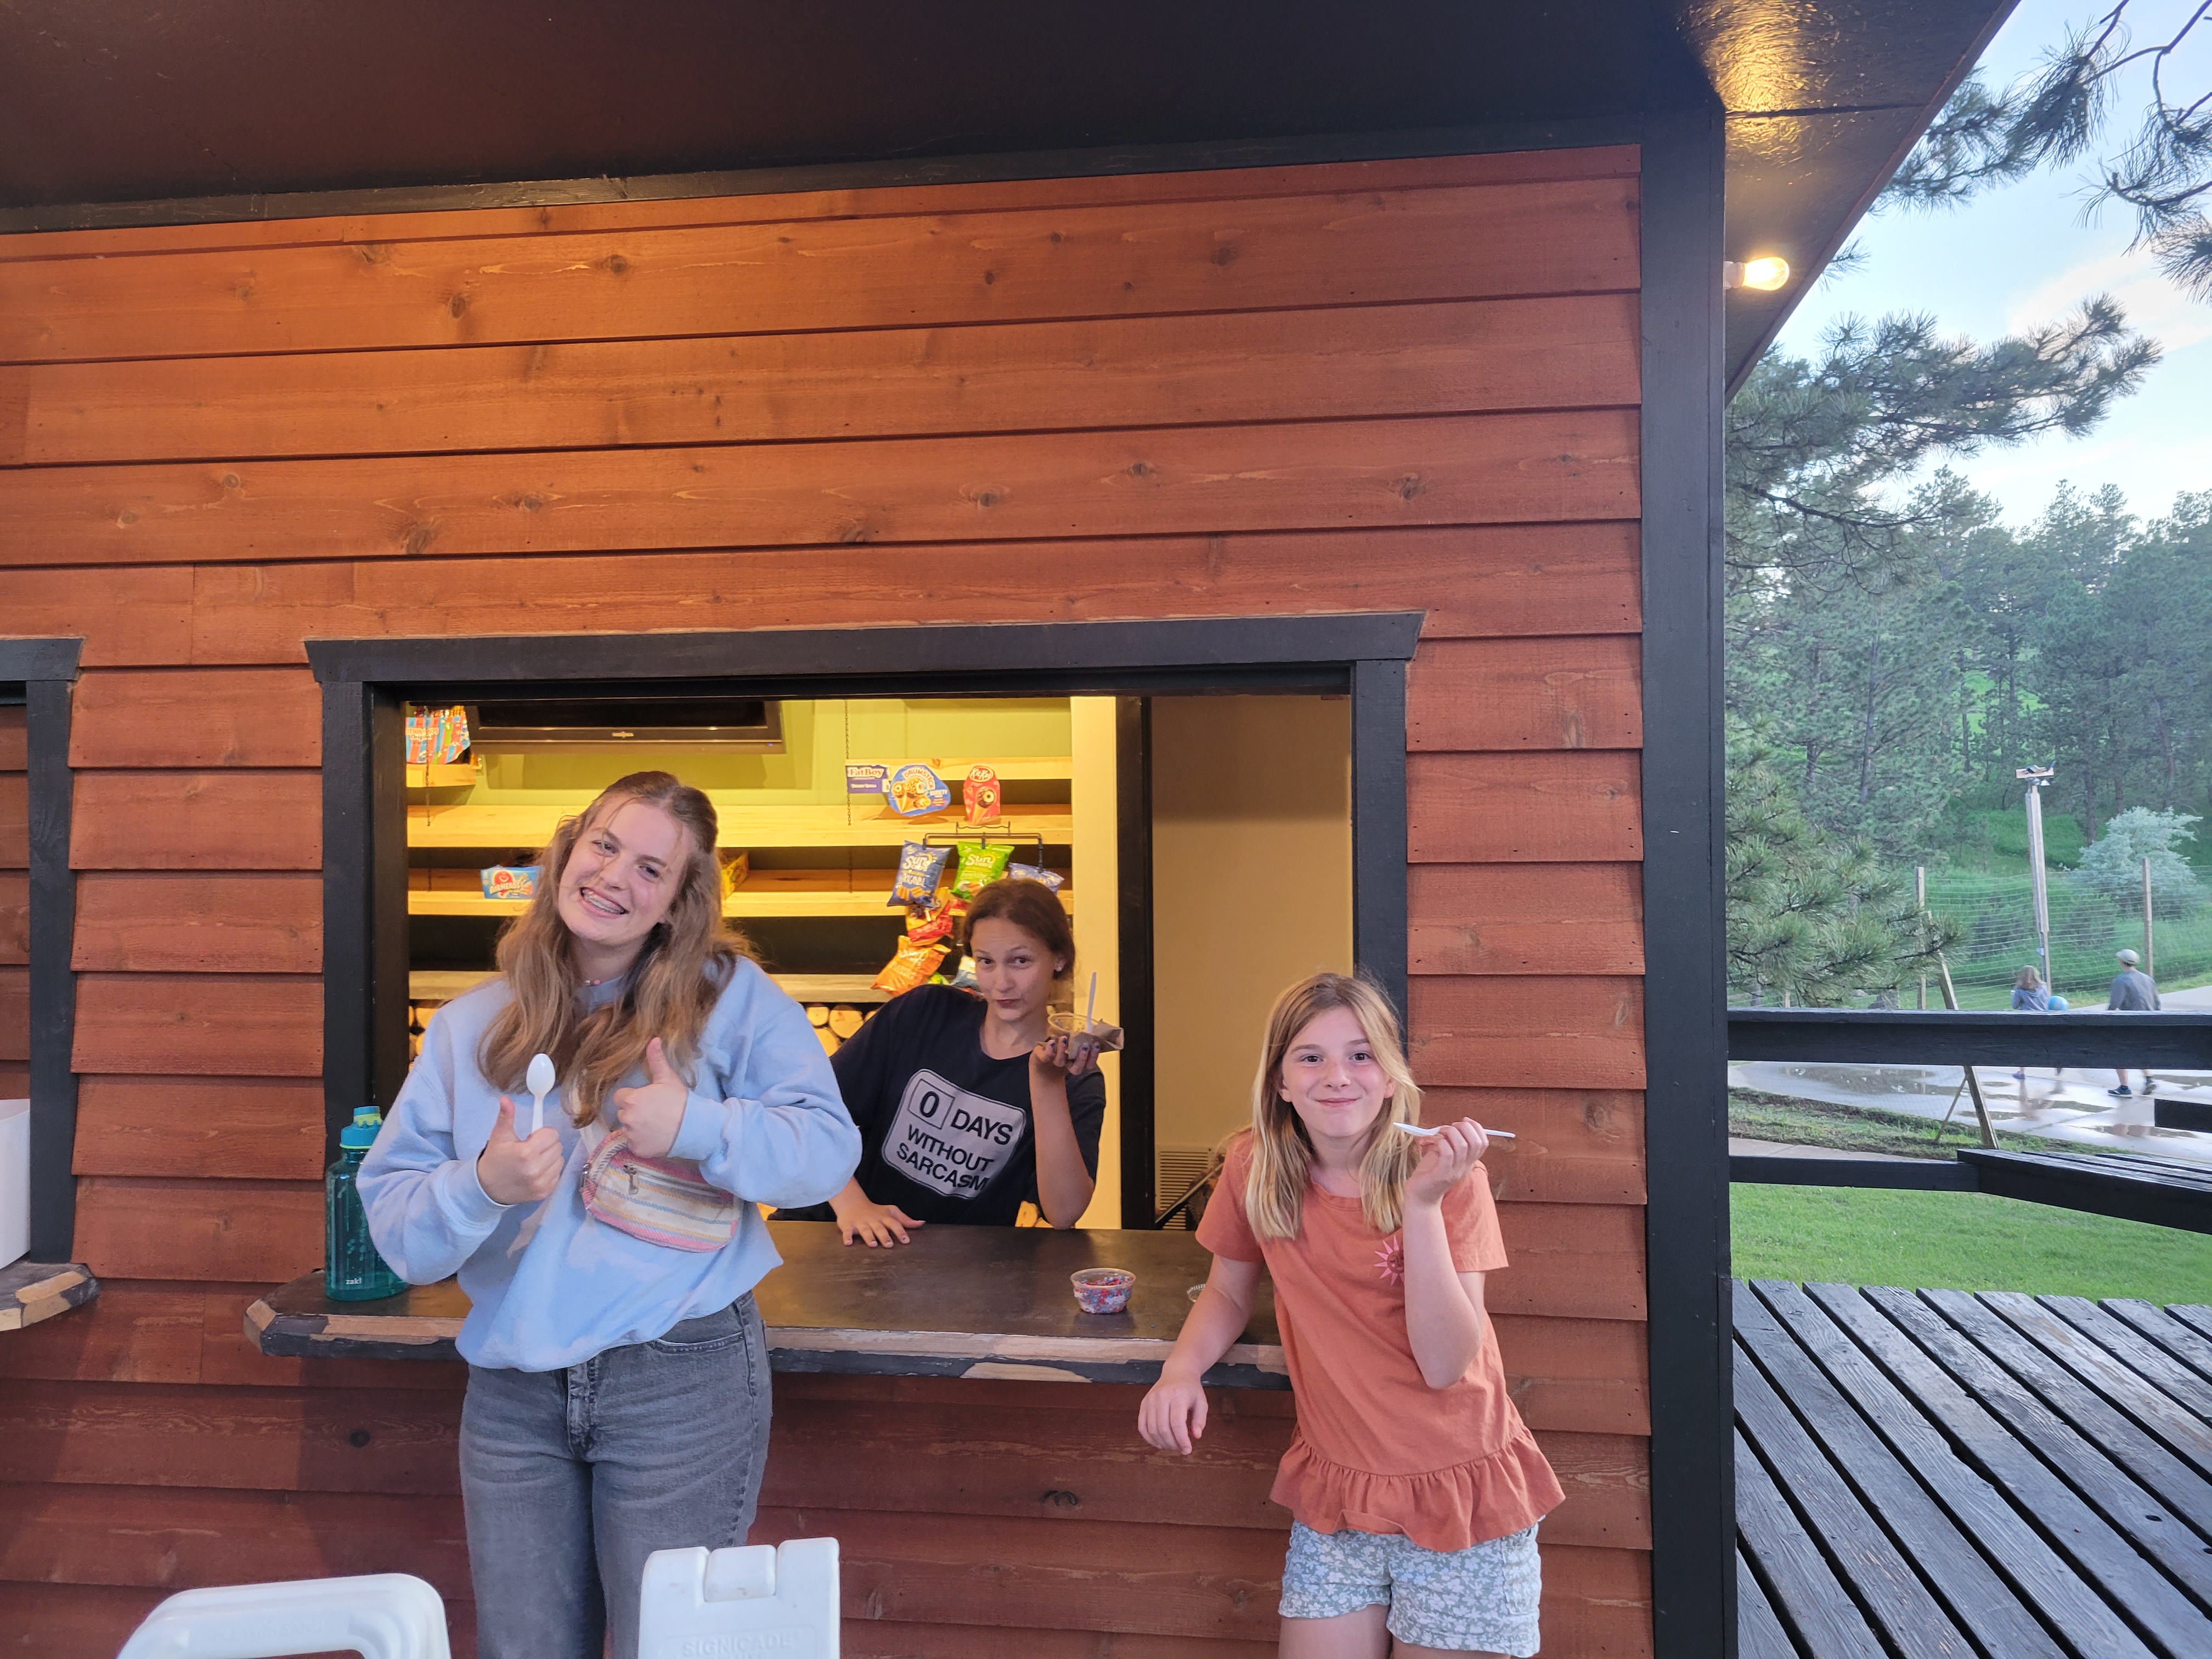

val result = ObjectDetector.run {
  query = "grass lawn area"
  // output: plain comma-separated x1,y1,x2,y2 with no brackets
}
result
1731,1185,2212,1302
1729,1088,2074,1158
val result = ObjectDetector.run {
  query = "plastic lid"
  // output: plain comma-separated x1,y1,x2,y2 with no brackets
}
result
340,1109,382,1152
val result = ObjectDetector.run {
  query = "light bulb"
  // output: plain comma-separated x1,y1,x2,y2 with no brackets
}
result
1724,255,1791,292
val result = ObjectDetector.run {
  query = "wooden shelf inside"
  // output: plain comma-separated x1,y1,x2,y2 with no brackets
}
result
408,968,893,1006
409,867,1073,919
848,756,1070,780
407,799,1072,850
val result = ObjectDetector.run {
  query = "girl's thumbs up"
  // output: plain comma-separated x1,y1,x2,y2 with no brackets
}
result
489,1096,520,1142
617,1037,689,1160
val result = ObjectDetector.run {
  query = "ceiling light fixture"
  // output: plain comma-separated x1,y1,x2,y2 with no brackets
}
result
1723,256,1791,292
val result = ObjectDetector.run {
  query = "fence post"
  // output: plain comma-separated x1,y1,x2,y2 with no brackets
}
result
2143,855,2154,978
1916,866,1927,1011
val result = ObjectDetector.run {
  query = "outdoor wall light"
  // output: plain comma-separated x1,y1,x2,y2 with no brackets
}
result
1723,256,1791,291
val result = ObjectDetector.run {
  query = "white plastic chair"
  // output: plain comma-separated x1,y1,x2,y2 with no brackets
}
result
639,1538,840,1658
115,1573,450,1659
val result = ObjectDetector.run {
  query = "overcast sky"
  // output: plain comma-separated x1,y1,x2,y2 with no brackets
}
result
1771,0,2211,530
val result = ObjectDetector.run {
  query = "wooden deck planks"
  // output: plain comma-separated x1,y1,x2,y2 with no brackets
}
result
1905,1288,2212,1545
1738,1278,2212,1659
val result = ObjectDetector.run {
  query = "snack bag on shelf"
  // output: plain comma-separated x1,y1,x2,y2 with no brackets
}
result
872,938,948,995
717,850,750,896
888,840,952,907
481,865,539,901
906,904,955,947
1006,862,1064,891
962,765,1001,826
949,840,1012,900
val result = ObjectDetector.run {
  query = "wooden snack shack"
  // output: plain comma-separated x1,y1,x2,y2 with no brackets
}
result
0,3,2004,1654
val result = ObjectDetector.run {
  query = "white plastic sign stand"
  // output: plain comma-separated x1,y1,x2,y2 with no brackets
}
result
637,1538,840,1658
114,1573,450,1659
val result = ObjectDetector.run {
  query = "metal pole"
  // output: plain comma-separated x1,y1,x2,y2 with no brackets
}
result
2143,855,2155,978
2024,781,2051,982
1916,865,1928,1011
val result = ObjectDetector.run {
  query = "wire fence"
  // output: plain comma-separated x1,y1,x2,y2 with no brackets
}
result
1920,869,2207,1011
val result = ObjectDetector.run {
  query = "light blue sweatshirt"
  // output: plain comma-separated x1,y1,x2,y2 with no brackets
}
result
359,958,860,1370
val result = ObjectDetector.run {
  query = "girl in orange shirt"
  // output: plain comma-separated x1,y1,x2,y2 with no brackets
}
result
1139,973,1562,1658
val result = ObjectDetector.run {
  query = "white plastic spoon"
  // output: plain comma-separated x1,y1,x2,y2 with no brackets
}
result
526,1052,556,1137
1393,1121,1514,1141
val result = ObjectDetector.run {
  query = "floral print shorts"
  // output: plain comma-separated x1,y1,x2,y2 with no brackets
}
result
1278,1520,1542,1655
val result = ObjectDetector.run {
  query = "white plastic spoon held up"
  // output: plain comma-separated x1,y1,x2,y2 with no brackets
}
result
526,1053,557,1137
1393,1120,1514,1141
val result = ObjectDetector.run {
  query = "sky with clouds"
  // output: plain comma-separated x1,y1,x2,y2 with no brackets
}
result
1771,0,2211,530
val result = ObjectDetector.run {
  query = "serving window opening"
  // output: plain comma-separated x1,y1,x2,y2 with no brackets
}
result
394,689,1354,1229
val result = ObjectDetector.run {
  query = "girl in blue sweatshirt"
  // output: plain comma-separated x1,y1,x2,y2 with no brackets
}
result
360,771,859,1659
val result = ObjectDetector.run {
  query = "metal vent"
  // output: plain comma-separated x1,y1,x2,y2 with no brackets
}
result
1155,1146,1216,1229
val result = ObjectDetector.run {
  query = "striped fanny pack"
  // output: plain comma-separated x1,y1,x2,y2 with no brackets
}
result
579,1131,738,1252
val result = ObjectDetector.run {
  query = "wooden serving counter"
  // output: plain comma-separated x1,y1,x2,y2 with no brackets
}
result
247,1221,1286,1389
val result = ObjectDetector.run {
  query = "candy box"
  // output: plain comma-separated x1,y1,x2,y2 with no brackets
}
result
480,865,539,901
886,764,951,817
962,764,1002,826
717,850,750,896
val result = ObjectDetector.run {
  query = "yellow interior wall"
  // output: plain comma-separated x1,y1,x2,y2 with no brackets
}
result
467,698,1073,801
1150,696,1353,1163
1070,696,1121,1228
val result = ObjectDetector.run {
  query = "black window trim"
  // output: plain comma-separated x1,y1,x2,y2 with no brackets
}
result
0,637,84,1263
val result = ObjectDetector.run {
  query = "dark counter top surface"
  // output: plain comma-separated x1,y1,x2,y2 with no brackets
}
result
248,1221,1284,1388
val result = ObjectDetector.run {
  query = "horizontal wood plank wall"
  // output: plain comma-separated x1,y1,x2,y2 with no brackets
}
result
0,146,1647,1656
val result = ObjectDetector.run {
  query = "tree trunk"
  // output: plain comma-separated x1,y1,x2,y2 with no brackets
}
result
1858,636,1882,808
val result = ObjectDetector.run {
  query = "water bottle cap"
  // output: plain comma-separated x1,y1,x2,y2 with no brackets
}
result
340,1111,381,1151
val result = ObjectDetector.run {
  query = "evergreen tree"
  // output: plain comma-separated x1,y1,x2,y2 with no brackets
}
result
1884,3,2212,298
1727,724,1958,1005
2073,806,2208,913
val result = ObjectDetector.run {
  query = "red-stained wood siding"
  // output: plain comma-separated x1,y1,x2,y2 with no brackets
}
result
0,146,1649,1656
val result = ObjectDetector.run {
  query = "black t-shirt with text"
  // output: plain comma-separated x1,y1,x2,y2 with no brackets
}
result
781,985,1107,1226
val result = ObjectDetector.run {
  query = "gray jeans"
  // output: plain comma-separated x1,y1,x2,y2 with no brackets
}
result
459,1295,771,1659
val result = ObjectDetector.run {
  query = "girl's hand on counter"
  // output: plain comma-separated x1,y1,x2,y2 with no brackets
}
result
611,1037,690,1160
478,1098,563,1206
832,1193,927,1248
1138,1368,1210,1455
1030,1032,1100,1081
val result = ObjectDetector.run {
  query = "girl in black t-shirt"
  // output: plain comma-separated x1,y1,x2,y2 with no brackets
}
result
786,877,1107,1244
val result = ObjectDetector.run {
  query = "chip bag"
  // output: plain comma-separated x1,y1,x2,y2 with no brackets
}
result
888,840,952,908
1007,862,1065,891
872,938,948,995
949,840,1013,900
906,904,955,947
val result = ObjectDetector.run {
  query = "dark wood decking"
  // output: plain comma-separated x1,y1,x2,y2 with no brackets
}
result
1735,1280,2212,1658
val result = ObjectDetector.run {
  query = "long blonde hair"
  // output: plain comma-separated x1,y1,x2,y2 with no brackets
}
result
1243,973,1423,1240
478,771,751,1125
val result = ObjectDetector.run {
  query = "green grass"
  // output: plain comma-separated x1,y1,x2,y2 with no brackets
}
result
1731,1184,2212,1302
1729,1088,2091,1158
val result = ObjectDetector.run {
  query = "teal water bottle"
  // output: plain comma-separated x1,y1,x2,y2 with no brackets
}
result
326,1108,405,1302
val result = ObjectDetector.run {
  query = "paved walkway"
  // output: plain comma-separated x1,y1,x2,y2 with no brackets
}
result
1730,1055,2212,1167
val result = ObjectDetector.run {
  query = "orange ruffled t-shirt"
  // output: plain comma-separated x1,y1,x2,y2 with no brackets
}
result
1197,1135,1564,1552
